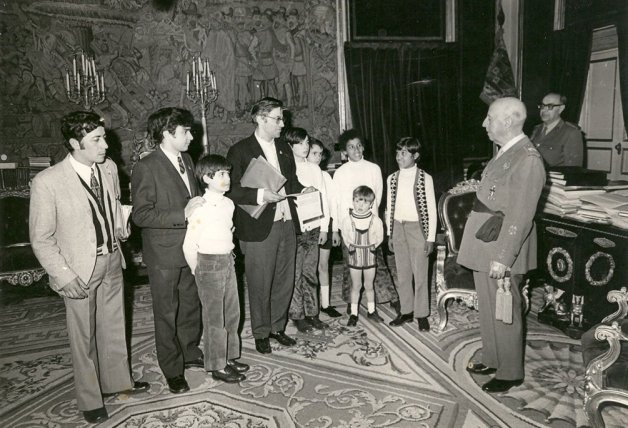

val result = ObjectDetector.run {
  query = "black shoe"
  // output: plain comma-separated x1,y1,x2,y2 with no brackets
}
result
321,306,342,318
390,300,401,315
212,368,245,383
83,407,108,423
417,317,431,332
269,331,297,346
184,357,205,369
103,381,150,397
305,315,329,330
367,310,384,322
389,312,414,327
226,359,250,373
347,315,358,326
293,318,313,333
466,362,497,375
255,338,272,354
481,378,523,393
166,375,190,394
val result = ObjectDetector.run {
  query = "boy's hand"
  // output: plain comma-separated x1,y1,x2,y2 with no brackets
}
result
318,231,328,245
388,240,394,253
331,231,341,246
185,196,205,219
262,189,285,202
301,186,317,193
424,241,434,255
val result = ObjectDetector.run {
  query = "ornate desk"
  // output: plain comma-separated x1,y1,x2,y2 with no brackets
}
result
536,214,628,338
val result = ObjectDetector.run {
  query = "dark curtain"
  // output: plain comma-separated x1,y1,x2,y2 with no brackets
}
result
344,43,461,196
617,7,628,135
549,24,593,123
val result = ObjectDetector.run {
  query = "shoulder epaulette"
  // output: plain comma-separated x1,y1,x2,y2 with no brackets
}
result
564,121,580,130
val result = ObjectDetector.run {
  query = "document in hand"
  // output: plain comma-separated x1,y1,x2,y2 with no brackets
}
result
239,156,287,219
289,190,324,231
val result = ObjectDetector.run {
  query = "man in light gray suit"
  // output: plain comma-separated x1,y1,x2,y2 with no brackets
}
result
29,111,149,424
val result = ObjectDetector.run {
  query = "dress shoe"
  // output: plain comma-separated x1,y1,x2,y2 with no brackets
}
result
347,315,358,326
293,318,313,333
184,357,205,369
103,381,150,397
481,378,523,393
389,312,414,326
83,407,108,423
212,368,245,383
226,359,250,373
305,315,329,329
166,375,190,394
417,317,431,332
269,331,297,346
320,305,342,318
367,310,384,322
466,362,497,375
255,338,272,354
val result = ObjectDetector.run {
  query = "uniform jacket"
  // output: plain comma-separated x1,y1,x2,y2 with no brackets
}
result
385,168,437,242
131,148,200,268
29,155,125,292
226,134,304,242
457,136,546,274
530,119,584,167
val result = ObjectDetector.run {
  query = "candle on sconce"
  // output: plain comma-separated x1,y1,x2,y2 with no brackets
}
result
65,72,70,92
73,57,77,77
186,72,190,93
77,73,81,91
96,72,100,92
91,58,97,78
100,74,105,93
81,54,86,74
211,72,216,89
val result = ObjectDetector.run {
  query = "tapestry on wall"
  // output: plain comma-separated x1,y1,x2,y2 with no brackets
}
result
0,0,339,178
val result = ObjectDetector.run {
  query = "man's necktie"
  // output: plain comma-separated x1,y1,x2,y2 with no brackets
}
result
90,167,102,207
177,155,185,174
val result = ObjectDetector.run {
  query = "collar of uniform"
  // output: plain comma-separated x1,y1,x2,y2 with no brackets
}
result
499,133,526,155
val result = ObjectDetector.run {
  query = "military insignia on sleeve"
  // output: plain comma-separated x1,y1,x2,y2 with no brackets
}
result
508,225,518,235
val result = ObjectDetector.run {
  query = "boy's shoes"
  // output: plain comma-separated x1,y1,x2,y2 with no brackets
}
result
347,315,359,326
103,381,150,397
466,362,497,375
269,331,297,346
166,375,190,394
417,317,431,331
212,368,245,383
294,319,313,333
367,310,384,322
321,305,342,318
305,315,329,329
83,407,108,423
255,338,272,354
390,300,401,315
389,312,414,326
184,357,205,369
226,359,250,373
481,378,523,393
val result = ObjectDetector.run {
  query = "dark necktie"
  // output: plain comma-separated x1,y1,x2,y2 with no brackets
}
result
177,155,185,174
90,167,102,207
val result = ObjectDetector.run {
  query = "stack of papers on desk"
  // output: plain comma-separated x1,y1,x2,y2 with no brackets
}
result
578,193,628,229
238,156,286,219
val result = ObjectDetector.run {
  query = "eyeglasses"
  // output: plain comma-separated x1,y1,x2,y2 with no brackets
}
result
262,115,284,124
537,103,564,110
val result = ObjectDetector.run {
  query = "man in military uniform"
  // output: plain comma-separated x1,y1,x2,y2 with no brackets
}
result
458,97,546,393
530,92,584,167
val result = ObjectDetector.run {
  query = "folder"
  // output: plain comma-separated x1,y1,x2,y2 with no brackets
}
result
238,156,287,219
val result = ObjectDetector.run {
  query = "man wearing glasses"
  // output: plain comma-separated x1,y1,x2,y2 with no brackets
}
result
227,97,313,354
530,92,584,167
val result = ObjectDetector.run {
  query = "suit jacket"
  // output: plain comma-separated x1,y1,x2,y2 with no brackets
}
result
29,155,125,292
530,119,584,167
131,148,199,268
227,134,303,242
457,137,546,274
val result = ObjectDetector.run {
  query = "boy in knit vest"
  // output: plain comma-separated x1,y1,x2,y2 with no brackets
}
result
183,154,249,382
385,137,437,332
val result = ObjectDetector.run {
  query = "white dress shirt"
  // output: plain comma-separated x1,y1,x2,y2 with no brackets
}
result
159,145,191,194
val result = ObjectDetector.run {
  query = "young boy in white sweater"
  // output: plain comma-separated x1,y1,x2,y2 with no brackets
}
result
385,138,437,332
183,154,249,382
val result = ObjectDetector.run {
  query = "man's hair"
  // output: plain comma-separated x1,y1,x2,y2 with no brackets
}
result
353,185,375,201
338,129,363,151
195,154,232,187
396,137,421,155
546,92,567,105
281,127,308,146
60,111,105,151
250,97,283,123
147,107,194,144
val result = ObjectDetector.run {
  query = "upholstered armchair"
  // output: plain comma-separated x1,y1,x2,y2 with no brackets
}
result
434,180,479,330
583,287,628,428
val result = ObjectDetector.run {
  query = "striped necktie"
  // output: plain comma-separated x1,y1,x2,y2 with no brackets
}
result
177,155,185,174
90,167,102,207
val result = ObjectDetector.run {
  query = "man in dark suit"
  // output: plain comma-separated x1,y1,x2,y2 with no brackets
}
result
458,97,545,393
227,97,313,354
131,107,203,394
530,92,584,167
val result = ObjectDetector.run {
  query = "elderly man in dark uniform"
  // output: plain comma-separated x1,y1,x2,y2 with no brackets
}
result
458,97,545,393
530,92,584,167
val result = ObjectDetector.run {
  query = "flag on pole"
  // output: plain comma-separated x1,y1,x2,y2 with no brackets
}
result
480,1,518,104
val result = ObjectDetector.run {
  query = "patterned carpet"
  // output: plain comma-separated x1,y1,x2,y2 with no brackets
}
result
1,259,628,428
